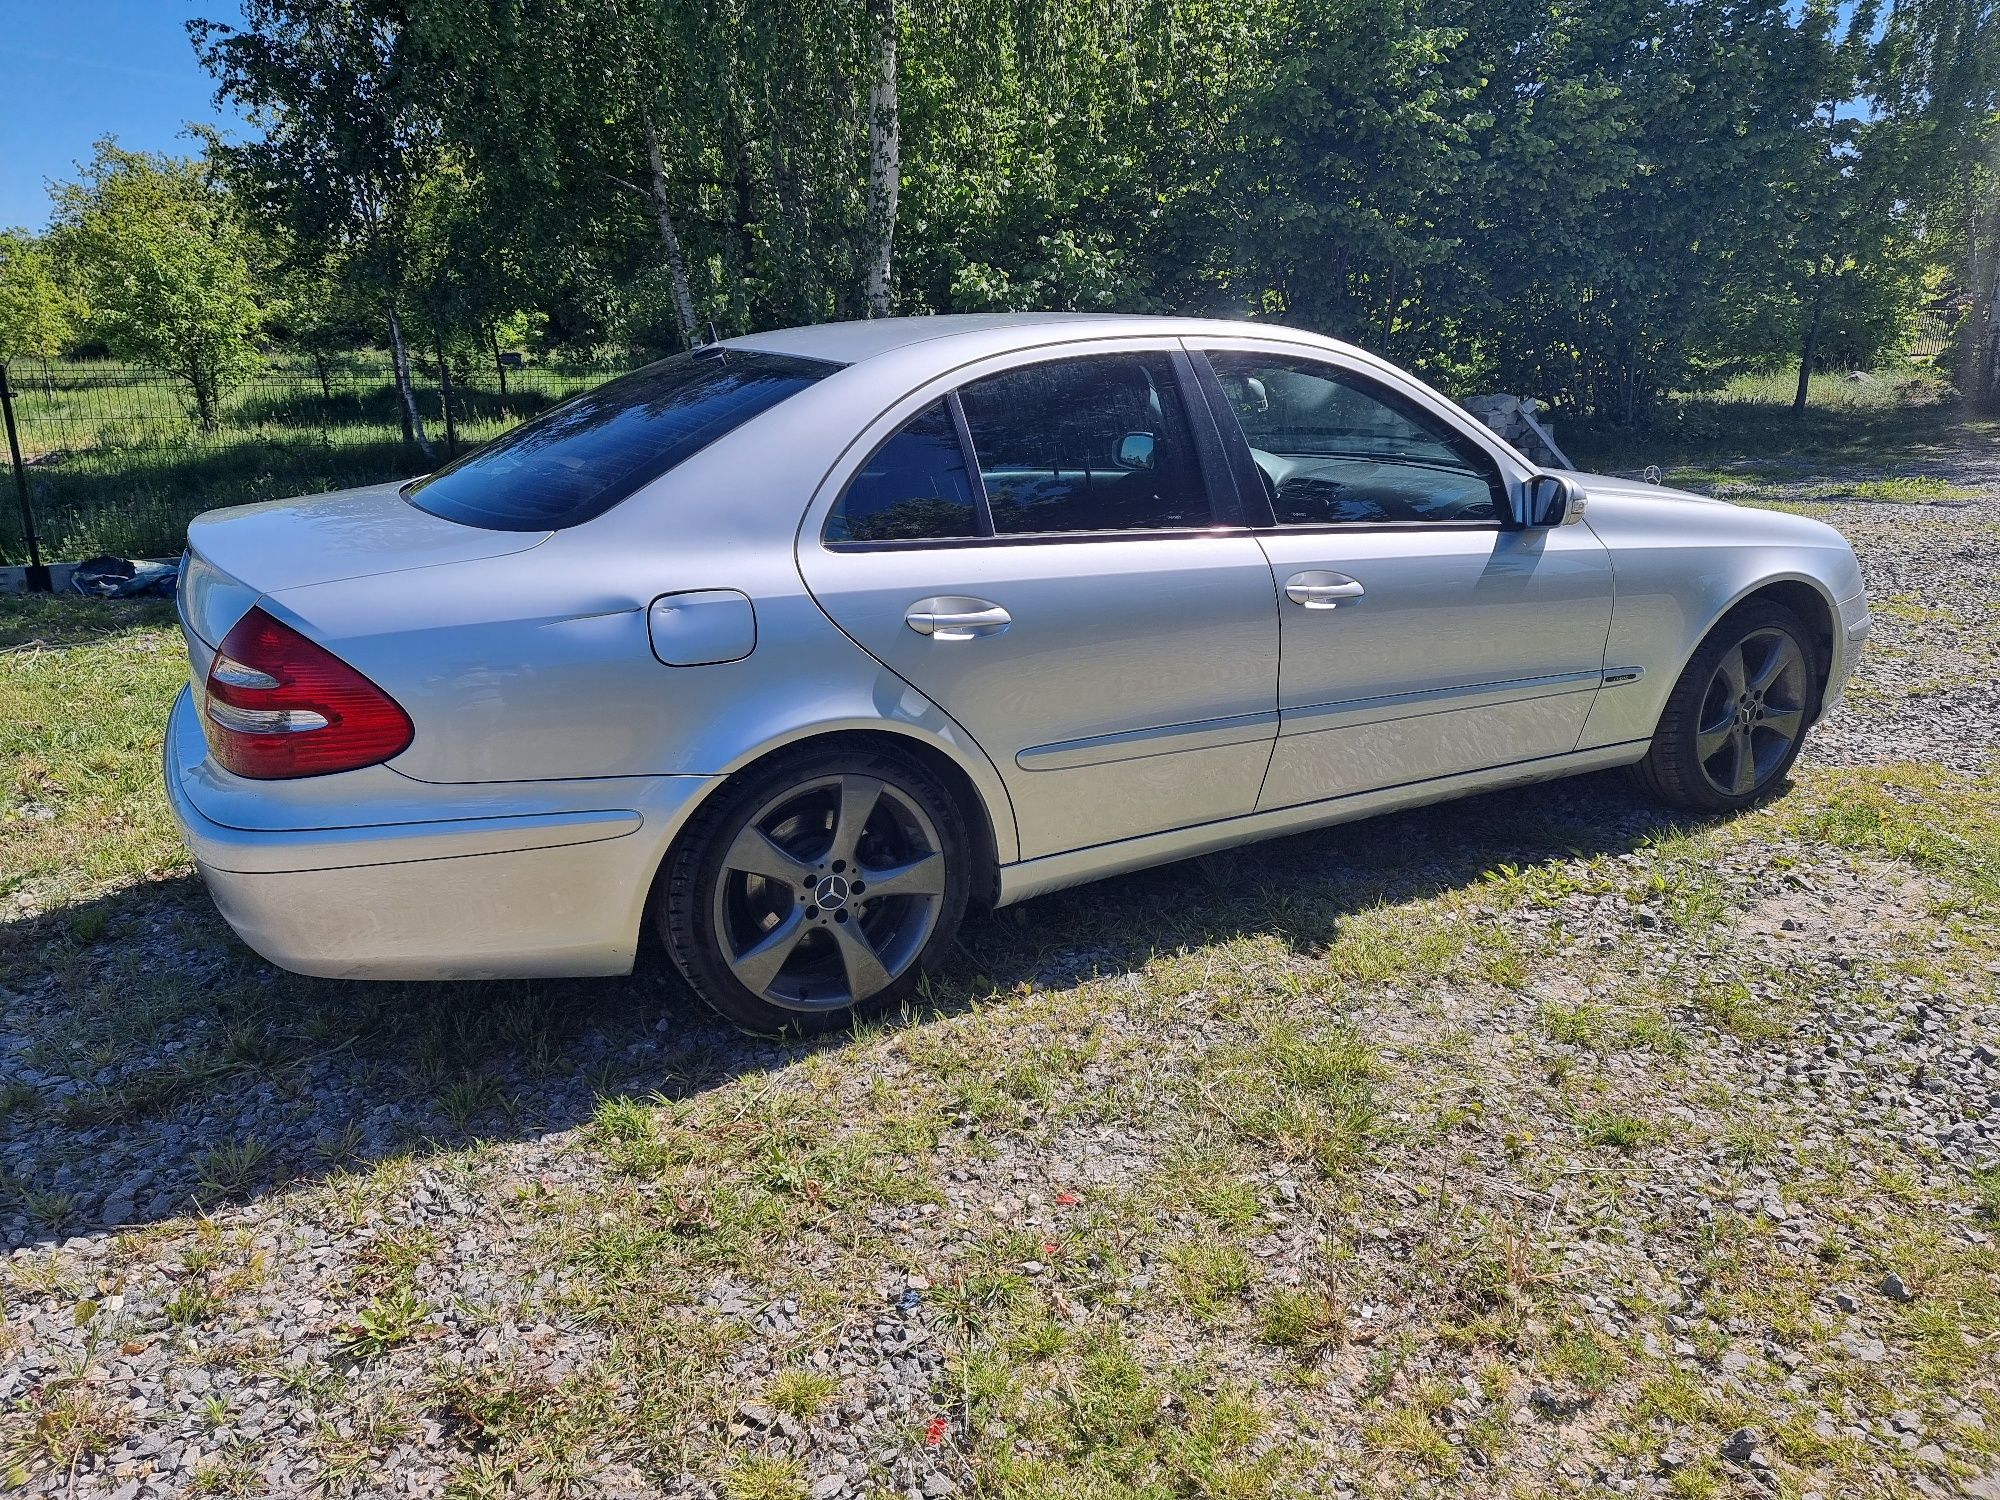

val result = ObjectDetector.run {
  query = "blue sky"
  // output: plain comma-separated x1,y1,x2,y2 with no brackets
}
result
0,1,249,232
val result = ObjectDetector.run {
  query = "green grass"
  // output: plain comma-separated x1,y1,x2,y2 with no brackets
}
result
720,1457,809,1500
1258,1286,1346,1354
341,1287,433,1360
1564,361,1997,472
1837,474,1979,503
2,354,635,562
1575,1109,1656,1150
0,596,184,908
1780,766,1999,911
765,1368,842,1421
4,445,1999,1500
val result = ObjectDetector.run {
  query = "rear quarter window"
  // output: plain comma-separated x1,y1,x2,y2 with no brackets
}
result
404,348,839,530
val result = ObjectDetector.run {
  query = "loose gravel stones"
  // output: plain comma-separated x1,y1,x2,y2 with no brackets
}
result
2,437,1997,1496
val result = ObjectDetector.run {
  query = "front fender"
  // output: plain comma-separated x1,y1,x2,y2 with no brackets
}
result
1575,487,1863,749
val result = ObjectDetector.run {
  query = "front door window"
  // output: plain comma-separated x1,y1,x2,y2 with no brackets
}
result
1207,352,1504,526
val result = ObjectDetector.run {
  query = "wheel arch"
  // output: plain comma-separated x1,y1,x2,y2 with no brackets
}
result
652,724,1009,926
1705,574,1839,720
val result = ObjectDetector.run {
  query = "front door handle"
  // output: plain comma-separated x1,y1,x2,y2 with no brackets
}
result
1285,571,1365,609
905,596,1012,639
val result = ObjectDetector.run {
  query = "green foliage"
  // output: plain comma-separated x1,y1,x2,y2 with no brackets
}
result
1576,1111,1656,1151
3,0,1991,456
1258,1286,1346,1355
342,1287,432,1359
0,232,84,371
47,141,263,432
171,0,1996,413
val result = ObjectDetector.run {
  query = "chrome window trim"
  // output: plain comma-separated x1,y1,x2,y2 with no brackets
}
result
1252,519,1506,536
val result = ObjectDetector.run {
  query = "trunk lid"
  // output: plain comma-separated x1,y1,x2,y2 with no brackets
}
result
179,481,548,646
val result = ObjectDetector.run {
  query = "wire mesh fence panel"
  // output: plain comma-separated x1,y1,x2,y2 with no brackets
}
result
0,354,643,564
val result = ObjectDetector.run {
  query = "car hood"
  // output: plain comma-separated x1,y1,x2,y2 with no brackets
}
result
1563,470,1726,508
1561,467,1862,596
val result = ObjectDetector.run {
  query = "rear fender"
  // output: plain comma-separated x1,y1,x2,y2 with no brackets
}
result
259,544,1023,865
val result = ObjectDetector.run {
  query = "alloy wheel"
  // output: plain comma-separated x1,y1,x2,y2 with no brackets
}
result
710,773,947,1012
1693,626,1809,798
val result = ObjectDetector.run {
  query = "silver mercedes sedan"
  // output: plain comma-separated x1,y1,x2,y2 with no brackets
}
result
165,314,1869,1031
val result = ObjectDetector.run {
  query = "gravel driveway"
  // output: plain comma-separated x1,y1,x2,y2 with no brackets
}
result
2,436,1995,1499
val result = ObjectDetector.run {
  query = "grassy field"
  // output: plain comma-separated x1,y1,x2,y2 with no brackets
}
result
1,356,634,564
0,385,1996,1499
1562,363,1977,473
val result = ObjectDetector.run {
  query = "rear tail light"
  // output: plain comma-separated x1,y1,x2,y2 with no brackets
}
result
204,607,413,779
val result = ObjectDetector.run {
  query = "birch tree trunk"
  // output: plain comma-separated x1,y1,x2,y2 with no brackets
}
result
861,0,900,318
1792,267,1829,415
771,101,821,323
641,112,701,349
1983,241,2000,410
386,302,433,460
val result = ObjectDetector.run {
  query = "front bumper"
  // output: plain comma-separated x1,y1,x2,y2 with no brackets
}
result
164,687,717,979
1824,589,1870,716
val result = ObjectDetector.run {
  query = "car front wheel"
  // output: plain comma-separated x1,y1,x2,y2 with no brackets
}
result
1629,599,1822,812
659,743,971,1034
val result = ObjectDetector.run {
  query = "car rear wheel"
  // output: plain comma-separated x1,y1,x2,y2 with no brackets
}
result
659,744,971,1034
1628,599,1821,812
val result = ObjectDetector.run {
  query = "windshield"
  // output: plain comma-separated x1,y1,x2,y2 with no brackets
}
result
403,348,840,530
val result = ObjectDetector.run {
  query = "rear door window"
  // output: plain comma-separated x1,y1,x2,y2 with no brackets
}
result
825,400,981,542
957,353,1214,535
405,348,838,530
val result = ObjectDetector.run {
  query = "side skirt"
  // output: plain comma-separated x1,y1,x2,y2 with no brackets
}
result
993,739,1651,907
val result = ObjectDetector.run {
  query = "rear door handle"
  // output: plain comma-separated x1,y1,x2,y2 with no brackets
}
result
905,596,1012,639
1285,571,1365,609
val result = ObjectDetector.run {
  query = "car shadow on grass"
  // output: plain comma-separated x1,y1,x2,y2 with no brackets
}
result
0,767,1700,1251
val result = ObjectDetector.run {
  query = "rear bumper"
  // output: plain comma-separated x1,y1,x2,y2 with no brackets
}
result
164,687,718,979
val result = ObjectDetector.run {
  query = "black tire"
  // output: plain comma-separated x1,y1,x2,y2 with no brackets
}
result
1628,598,1823,812
658,742,972,1035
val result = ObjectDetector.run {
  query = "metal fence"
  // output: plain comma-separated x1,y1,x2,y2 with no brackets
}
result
1907,308,1952,364
0,353,642,569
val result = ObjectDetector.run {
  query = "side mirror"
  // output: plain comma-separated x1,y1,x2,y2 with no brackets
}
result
1116,431,1156,470
1524,473,1586,527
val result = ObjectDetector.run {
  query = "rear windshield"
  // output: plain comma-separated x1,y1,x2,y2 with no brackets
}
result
403,348,839,530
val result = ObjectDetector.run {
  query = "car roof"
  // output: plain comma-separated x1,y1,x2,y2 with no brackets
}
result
728,312,1340,366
